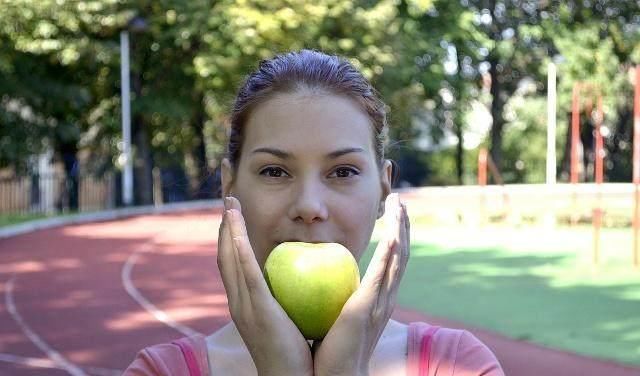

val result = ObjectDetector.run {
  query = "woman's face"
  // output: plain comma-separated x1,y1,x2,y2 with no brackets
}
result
221,91,392,268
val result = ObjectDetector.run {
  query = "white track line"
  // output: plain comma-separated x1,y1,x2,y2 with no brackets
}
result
5,274,88,376
0,352,121,376
121,246,202,338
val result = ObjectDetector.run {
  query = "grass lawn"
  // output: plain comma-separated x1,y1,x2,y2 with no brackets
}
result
0,212,54,227
362,219,640,367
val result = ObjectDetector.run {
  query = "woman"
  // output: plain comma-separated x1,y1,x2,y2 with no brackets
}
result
124,49,504,376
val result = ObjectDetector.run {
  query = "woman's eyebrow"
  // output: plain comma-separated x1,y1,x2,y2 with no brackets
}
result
251,147,365,160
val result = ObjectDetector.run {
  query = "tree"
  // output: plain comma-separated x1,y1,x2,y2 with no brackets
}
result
515,1,639,183
0,0,122,209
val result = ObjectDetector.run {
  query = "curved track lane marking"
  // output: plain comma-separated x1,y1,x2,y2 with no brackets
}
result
5,274,88,376
121,245,202,338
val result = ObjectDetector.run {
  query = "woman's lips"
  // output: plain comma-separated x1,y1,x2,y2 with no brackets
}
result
280,239,328,244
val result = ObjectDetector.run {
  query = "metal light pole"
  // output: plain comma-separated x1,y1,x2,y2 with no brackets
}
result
120,30,133,206
119,16,147,206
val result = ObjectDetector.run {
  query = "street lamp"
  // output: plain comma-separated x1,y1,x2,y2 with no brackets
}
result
120,15,148,206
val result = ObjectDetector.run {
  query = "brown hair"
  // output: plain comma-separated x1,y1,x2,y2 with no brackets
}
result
226,49,399,185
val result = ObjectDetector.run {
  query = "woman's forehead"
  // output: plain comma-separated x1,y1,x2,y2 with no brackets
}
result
243,93,375,155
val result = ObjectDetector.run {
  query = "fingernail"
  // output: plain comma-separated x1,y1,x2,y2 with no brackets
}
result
224,197,231,210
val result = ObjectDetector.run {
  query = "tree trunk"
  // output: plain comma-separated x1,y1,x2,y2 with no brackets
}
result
453,48,465,185
559,111,573,182
455,120,464,185
130,35,154,206
608,106,632,182
132,114,154,205
129,44,155,206
488,56,505,174
191,93,214,199
581,116,595,182
58,141,79,212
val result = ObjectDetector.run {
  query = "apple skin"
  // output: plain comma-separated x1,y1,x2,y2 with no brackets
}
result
263,242,360,340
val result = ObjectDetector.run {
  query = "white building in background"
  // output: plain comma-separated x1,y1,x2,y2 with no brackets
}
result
30,149,56,214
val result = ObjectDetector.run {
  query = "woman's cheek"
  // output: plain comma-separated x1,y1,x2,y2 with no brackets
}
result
344,214,371,259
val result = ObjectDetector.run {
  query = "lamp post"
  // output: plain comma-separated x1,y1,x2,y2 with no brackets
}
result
120,16,148,206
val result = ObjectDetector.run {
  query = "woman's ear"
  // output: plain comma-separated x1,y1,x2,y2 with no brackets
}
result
377,159,393,219
221,158,235,198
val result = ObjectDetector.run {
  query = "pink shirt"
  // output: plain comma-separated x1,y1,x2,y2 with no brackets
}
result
124,322,504,375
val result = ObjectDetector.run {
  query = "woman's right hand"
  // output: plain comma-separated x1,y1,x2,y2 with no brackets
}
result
217,196,313,376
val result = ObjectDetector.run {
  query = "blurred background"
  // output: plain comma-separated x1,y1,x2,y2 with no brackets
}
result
1,0,638,218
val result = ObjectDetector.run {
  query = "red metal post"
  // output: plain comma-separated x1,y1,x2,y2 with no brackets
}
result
633,66,640,268
478,148,488,186
595,96,604,185
478,148,488,226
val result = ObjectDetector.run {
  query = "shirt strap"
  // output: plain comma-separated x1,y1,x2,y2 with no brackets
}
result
172,338,203,376
419,325,441,376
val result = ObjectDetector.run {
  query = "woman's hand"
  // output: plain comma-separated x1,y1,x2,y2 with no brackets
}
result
312,193,410,376
217,196,313,376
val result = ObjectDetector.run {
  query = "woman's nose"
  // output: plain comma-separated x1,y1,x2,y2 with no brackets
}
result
288,179,329,224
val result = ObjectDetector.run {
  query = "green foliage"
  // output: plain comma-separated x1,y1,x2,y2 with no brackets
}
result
1,0,639,188
553,23,626,120
502,95,547,183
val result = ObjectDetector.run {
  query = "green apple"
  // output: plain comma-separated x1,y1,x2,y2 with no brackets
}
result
263,242,360,340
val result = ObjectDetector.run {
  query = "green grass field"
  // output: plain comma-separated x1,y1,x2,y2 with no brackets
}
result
362,220,640,367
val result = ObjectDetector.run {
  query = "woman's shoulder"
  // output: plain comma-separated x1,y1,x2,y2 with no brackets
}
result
408,322,504,376
122,335,209,376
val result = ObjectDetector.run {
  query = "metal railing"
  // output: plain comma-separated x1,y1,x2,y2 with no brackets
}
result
397,183,635,227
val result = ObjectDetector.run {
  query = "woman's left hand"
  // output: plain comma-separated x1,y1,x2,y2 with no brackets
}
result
312,193,410,376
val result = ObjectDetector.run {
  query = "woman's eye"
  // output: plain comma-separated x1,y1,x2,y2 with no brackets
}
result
259,166,359,179
331,167,360,179
259,167,288,178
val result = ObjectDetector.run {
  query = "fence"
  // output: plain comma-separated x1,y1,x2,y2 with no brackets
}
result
0,172,116,215
397,183,635,227
397,182,638,267
0,166,222,216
